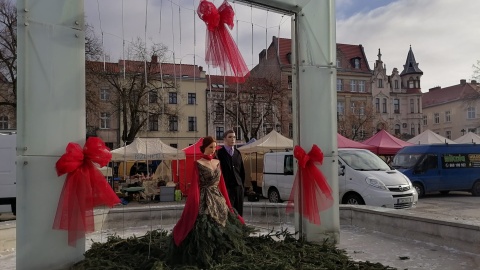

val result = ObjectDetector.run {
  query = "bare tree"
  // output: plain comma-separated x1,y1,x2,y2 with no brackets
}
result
86,38,180,144
0,0,16,113
338,103,376,141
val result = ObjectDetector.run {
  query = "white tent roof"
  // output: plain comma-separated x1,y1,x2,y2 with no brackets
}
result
454,132,480,144
237,130,293,154
407,129,456,145
110,137,185,161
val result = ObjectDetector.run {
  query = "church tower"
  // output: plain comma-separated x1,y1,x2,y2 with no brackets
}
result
400,46,423,90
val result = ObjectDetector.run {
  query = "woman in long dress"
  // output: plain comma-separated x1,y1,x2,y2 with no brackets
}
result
168,136,250,267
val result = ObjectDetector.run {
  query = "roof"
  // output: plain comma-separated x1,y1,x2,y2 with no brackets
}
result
206,75,271,92
422,81,478,108
362,129,413,155
407,129,456,145
400,46,423,75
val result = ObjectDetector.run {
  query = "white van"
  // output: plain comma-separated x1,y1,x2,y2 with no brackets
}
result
262,148,418,209
0,133,16,214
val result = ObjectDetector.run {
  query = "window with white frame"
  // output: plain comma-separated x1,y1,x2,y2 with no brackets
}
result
169,92,177,104
358,126,366,139
188,116,197,131
354,58,360,69
337,101,345,115
187,93,196,105
100,113,111,129
0,115,8,129
393,99,400,113
423,115,427,125
336,58,341,68
358,80,365,92
336,79,343,91
350,102,356,114
169,116,178,131
350,80,357,92
467,107,476,119
216,126,224,140
445,111,451,122
446,130,451,139
434,113,439,124
100,88,110,101
359,103,365,115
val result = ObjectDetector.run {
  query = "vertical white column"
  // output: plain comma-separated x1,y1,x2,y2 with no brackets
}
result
292,0,340,242
17,1,86,269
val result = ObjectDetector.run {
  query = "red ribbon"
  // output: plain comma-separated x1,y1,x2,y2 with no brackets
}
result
53,137,120,246
287,145,334,225
197,0,250,83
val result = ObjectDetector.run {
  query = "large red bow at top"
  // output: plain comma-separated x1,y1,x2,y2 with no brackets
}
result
53,137,120,246
197,0,250,83
286,145,334,225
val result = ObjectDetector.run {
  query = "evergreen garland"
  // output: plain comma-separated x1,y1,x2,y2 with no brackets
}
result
71,228,396,270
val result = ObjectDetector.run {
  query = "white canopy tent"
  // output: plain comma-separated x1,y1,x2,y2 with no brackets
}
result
407,129,456,145
110,137,185,161
454,132,480,144
237,130,293,154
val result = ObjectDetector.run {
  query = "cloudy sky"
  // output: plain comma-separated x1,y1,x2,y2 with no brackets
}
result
84,0,480,92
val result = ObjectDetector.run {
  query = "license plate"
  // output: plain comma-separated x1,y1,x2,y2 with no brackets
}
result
397,198,411,204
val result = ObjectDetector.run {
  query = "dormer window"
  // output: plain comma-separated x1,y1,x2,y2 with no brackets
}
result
336,58,341,68
352,58,361,69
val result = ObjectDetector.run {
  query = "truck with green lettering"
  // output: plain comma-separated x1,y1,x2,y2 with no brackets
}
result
392,144,480,197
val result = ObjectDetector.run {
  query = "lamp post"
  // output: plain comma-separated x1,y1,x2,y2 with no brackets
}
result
461,128,466,135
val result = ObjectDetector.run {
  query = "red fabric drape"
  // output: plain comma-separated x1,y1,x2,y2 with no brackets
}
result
53,137,120,246
197,0,250,83
173,162,244,246
286,145,334,225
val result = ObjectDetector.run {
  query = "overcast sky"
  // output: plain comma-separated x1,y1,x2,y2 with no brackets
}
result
84,0,480,92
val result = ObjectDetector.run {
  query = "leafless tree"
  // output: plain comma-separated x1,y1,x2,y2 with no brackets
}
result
0,0,16,114
338,103,376,141
86,38,180,144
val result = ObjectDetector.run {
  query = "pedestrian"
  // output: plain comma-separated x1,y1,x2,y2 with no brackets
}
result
216,130,245,216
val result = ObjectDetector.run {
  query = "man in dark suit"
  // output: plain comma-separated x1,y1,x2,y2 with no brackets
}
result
216,130,245,216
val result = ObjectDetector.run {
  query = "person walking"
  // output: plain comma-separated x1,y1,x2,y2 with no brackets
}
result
216,130,245,216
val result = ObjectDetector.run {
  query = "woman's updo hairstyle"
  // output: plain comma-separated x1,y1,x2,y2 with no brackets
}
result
200,136,216,153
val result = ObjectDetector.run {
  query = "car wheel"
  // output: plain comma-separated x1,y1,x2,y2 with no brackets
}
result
268,188,281,203
343,193,365,205
471,181,480,196
439,190,450,195
413,183,425,198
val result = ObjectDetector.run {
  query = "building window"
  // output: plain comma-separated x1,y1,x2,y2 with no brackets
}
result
395,124,400,135
393,99,400,113
408,80,414,88
100,112,111,129
418,123,421,134
170,143,178,149
0,115,8,129
188,116,197,131
423,115,427,126
434,113,439,124
350,102,356,115
467,107,476,119
375,98,380,113
410,123,415,135
215,103,223,121
287,75,292,89
359,104,365,116
336,79,343,91
358,81,365,92
410,99,414,113
288,123,293,138
288,100,292,114
354,58,360,69
337,101,344,115
446,130,451,139
149,114,158,131
149,91,158,103
216,126,224,140
336,58,341,68
445,111,451,122
394,80,399,89
169,116,178,131
417,98,421,113
188,93,196,105
378,79,383,88
168,92,177,104
100,88,110,101
382,98,387,113
350,80,357,92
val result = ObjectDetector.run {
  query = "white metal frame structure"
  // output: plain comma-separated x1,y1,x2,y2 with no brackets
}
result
16,0,337,269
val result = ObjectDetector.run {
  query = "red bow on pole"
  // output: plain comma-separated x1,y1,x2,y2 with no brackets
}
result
53,137,120,246
197,0,250,83
287,145,334,225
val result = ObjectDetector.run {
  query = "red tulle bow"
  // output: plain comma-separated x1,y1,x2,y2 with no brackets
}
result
287,145,334,225
53,137,120,246
197,0,250,83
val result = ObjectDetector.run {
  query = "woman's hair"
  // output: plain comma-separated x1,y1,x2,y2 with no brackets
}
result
200,136,216,153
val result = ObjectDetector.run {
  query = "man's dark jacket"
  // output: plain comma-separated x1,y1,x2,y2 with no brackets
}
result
216,147,245,189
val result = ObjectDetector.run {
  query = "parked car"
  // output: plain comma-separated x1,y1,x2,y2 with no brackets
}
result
392,144,480,197
0,133,16,215
262,148,418,209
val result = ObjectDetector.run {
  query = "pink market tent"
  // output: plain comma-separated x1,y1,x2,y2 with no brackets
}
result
362,130,413,155
171,137,221,194
337,133,377,152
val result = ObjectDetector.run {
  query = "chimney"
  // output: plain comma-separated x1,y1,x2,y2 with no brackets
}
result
151,55,158,63
199,66,206,79
460,79,467,85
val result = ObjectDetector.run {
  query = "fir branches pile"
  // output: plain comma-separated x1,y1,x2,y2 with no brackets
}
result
71,229,396,270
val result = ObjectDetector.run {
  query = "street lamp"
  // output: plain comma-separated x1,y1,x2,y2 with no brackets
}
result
461,128,466,135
